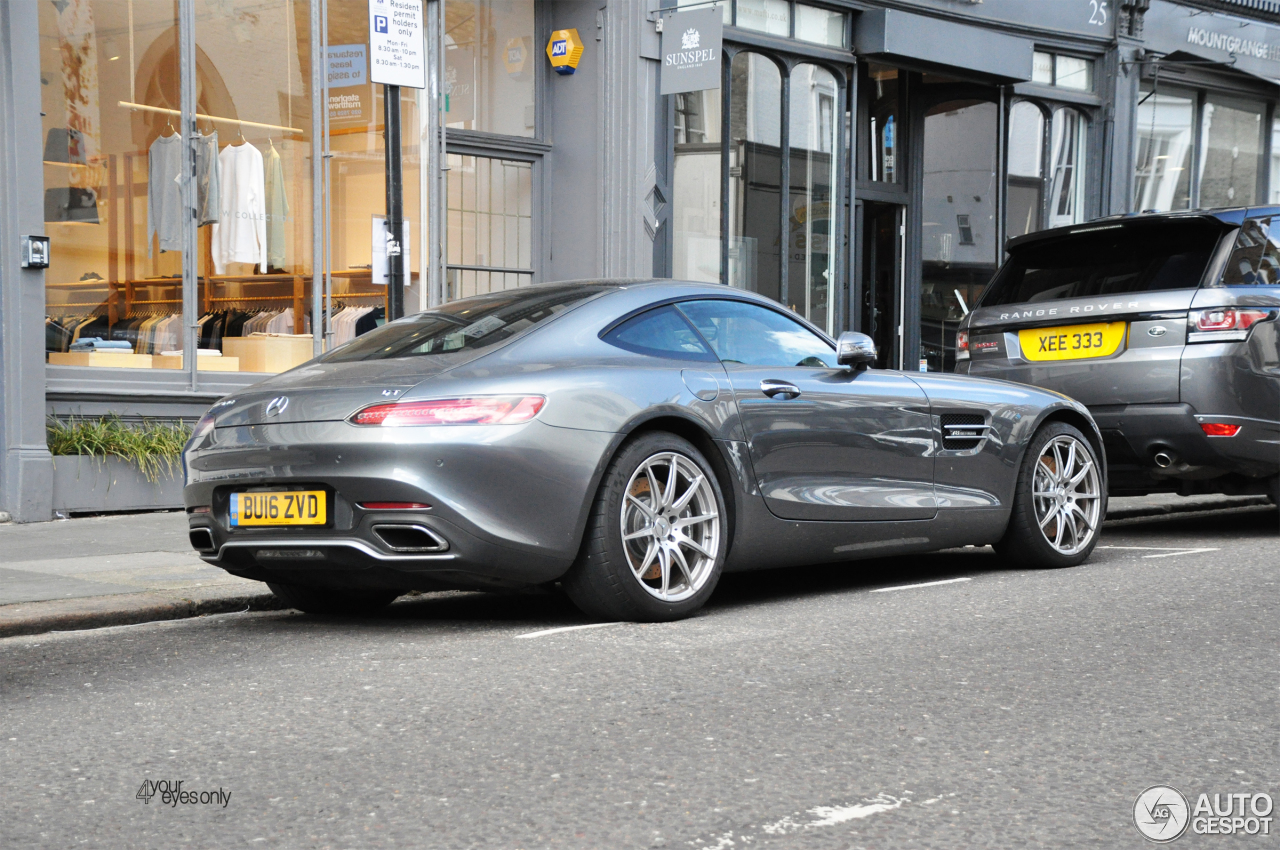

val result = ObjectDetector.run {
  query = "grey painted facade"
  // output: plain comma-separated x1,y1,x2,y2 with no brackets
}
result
3,0,1280,520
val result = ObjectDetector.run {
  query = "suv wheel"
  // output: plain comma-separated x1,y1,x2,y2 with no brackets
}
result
996,421,1105,568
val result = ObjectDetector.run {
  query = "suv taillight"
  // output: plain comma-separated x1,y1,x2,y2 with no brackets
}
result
1188,307,1277,342
956,330,969,361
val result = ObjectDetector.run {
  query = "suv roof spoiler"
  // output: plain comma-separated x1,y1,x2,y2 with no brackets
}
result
1003,207,1262,253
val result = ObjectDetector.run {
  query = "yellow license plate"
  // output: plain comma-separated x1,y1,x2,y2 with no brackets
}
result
230,491,327,527
1020,322,1127,362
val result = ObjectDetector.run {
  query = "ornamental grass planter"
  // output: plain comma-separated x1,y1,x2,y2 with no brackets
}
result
51,455,184,513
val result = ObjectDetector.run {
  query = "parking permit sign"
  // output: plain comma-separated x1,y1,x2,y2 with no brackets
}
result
368,0,425,89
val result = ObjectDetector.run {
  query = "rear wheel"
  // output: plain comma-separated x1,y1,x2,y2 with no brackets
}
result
267,583,401,616
562,432,727,622
995,422,1105,568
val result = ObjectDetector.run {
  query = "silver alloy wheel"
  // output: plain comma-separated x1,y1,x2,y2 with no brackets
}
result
620,451,720,602
1032,434,1102,555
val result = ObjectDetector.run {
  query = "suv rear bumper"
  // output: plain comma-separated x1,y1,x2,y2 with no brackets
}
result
1090,403,1279,480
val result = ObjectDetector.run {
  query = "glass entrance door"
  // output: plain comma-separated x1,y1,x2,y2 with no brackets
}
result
860,201,904,369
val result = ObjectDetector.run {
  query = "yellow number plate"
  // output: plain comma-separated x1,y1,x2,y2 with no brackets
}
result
1020,322,1127,362
230,491,327,527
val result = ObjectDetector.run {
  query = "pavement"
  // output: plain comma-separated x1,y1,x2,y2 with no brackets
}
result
0,511,282,638
0,494,1271,639
1,496,1276,847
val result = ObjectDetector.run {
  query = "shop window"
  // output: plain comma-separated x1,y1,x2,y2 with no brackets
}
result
1134,85,1194,211
865,64,899,184
1032,51,1093,92
1198,94,1264,208
1271,118,1280,204
1048,108,1088,229
444,0,536,138
445,154,533,299
735,0,790,37
921,99,999,372
788,64,838,333
794,5,847,48
1007,101,1046,239
38,0,361,376
677,0,732,26
728,52,783,297
672,89,723,284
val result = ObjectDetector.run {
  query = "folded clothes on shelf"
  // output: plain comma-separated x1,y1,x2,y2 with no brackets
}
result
68,337,132,352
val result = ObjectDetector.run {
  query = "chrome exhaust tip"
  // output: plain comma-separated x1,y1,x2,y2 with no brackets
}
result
1153,450,1176,468
189,528,216,552
372,524,449,553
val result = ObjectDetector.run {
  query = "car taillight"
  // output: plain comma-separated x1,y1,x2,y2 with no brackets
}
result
956,331,969,352
350,396,546,426
1200,422,1241,437
1188,307,1276,340
190,411,217,442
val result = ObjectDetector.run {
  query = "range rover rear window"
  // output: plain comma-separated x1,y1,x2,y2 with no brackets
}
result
980,222,1224,308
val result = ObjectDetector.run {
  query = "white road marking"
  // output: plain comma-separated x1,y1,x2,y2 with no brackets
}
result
871,577,971,593
1098,546,1219,558
515,622,624,640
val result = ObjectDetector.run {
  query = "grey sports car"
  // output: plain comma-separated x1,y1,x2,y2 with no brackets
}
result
183,281,1108,621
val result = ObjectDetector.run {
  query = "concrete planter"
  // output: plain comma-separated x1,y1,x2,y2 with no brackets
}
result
51,455,183,513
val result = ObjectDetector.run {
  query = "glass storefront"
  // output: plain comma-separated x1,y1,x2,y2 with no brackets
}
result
38,0,535,384
1132,84,1267,213
920,99,999,373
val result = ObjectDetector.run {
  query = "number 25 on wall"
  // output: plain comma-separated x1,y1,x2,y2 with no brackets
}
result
1089,0,1108,26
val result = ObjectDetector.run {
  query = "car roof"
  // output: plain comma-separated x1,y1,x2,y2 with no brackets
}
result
1003,205,1270,253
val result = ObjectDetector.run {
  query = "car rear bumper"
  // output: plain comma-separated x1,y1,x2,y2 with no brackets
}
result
187,508,573,591
1089,402,1279,480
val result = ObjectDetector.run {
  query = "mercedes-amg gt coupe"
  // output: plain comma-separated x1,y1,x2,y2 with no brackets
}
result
184,280,1107,621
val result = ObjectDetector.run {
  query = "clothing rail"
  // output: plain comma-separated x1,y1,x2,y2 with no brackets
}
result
118,101,303,135
207,295,302,303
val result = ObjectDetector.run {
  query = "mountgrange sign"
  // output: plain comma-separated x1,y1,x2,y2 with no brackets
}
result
660,7,723,95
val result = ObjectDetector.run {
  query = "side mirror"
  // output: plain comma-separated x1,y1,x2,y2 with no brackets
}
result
836,332,877,370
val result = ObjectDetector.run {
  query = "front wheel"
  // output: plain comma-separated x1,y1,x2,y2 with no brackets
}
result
995,422,1105,568
267,583,401,616
562,432,728,622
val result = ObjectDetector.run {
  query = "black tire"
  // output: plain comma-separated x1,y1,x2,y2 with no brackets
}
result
562,431,728,622
994,421,1106,569
267,582,401,616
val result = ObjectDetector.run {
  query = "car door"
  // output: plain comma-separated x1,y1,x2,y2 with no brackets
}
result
677,299,935,521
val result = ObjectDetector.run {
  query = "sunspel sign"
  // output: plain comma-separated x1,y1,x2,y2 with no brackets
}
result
368,0,425,89
660,7,723,95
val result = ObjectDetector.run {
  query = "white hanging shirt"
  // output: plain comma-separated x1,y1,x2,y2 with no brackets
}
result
211,142,267,273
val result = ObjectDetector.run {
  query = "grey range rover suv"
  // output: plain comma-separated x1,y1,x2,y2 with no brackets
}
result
956,207,1279,501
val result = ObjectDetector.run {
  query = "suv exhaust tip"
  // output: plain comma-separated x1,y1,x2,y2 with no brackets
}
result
1153,450,1177,468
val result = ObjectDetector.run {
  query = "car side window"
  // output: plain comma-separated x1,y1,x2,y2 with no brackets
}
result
1222,217,1280,286
677,300,837,368
602,306,717,361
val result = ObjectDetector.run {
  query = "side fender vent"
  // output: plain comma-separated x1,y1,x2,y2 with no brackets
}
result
941,413,990,452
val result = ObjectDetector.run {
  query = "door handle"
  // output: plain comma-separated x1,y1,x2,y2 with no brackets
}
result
760,379,801,399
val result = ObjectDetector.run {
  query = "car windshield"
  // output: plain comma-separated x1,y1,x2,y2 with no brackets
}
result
980,221,1225,307
319,285,606,362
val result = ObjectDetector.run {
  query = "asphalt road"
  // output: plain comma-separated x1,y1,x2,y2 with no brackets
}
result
3,504,1277,849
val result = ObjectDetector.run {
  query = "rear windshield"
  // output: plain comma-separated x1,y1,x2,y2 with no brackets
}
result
980,221,1224,308
319,285,605,362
